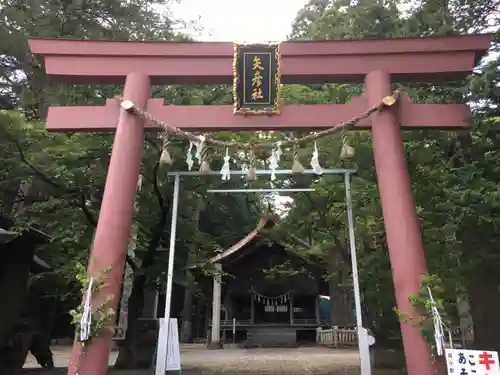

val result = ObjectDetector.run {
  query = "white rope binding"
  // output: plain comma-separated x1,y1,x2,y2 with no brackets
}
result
80,277,93,343
428,287,453,356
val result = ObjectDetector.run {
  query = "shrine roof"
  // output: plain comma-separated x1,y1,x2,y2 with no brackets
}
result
208,211,279,264
207,212,322,270
28,33,494,84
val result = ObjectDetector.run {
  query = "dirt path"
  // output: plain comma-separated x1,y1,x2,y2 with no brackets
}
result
22,345,402,375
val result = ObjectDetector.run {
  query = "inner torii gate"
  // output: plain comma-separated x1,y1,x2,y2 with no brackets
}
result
29,34,492,375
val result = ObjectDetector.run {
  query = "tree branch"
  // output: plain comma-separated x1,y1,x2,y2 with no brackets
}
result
7,135,104,222
77,194,97,227
8,133,110,237
289,233,312,249
333,236,351,263
152,158,166,216
11,136,71,192
75,186,139,270
5,132,143,271
126,255,138,271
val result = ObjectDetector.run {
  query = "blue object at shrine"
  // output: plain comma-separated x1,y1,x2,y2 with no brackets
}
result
319,296,331,321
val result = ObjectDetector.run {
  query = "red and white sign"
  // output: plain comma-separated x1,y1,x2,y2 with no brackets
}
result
445,349,500,375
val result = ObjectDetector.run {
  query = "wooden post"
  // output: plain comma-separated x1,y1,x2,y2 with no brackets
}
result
315,296,320,324
333,326,339,348
250,292,255,324
208,263,222,349
204,304,210,345
67,72,150,375
233,317,236,344
289,293,294,325
365,70,434,375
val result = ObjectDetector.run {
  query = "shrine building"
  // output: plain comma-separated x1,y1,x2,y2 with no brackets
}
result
197,211,344,348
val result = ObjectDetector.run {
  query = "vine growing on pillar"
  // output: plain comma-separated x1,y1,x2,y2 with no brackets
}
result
394,274,452,357
69,262,116,375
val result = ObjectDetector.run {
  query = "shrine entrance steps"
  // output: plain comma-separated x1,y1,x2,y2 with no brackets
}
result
245,327,298,348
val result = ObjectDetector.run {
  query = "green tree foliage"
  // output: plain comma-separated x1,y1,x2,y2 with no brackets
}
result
0,0,262,368
281,0,500,351
1,0,499,369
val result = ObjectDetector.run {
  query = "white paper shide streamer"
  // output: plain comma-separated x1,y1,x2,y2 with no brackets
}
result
194,135,206,165
186,141,194,171
310,142,323,175
136,174,143,192
268,142,281,181
80,277,94,343
220,148,231,181
275,141,283,161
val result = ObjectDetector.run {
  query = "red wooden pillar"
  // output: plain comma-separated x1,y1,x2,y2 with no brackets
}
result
68,72,150,375
365,70,434,375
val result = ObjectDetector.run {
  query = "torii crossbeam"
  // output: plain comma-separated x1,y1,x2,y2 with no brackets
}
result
29,33,493,375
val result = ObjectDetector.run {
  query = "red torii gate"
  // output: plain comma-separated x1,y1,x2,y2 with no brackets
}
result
29,33,492,375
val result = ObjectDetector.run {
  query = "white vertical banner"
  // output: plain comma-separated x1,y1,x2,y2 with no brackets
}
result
166,318,181,372
155,318,168,375
155,318,181,375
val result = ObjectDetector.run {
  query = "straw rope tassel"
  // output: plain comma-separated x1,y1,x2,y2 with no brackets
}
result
340,130,355,159
199,146,212,175
291,142,305,174
159,134,173,165
246,149,257,181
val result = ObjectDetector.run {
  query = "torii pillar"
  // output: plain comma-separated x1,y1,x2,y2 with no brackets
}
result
366,70,432,374
73,72,150,375
28,34,493,375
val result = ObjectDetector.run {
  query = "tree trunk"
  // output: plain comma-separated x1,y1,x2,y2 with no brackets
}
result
329,282,351,326
180,272,195,343
456,293,474,347
114,273,147,368
180,195,204,342
469,273,500,352
194,298,203,340
115,231,165,368
115,173,171,369
29,323,54,369
327,247,351,326
0,242,34,373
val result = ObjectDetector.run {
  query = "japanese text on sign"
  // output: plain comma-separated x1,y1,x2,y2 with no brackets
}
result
251,56,264,101
445,349,500,375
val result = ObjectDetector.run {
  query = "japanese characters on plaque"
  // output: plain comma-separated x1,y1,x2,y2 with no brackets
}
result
446,349,500,375
232,43,281,115
264,305,288,313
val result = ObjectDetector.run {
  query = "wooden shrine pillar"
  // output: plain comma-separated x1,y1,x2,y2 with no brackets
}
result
209,263,222,349
67,73,149,375
250,292,255,323
365,70,434,375
315,296,320,324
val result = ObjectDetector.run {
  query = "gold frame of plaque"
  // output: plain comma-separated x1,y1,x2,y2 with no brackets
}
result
233,42,282,115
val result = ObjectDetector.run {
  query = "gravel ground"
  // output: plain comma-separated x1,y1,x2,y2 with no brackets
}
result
22,345,403,375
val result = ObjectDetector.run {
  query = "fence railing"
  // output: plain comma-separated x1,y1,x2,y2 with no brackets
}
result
317,326,357,347
292,318,332,325
219,319,253,326
317,326,466,348
112,326,126,341
215,319,333,327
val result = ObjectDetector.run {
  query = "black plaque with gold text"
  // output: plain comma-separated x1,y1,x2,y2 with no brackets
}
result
233,43,281,115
